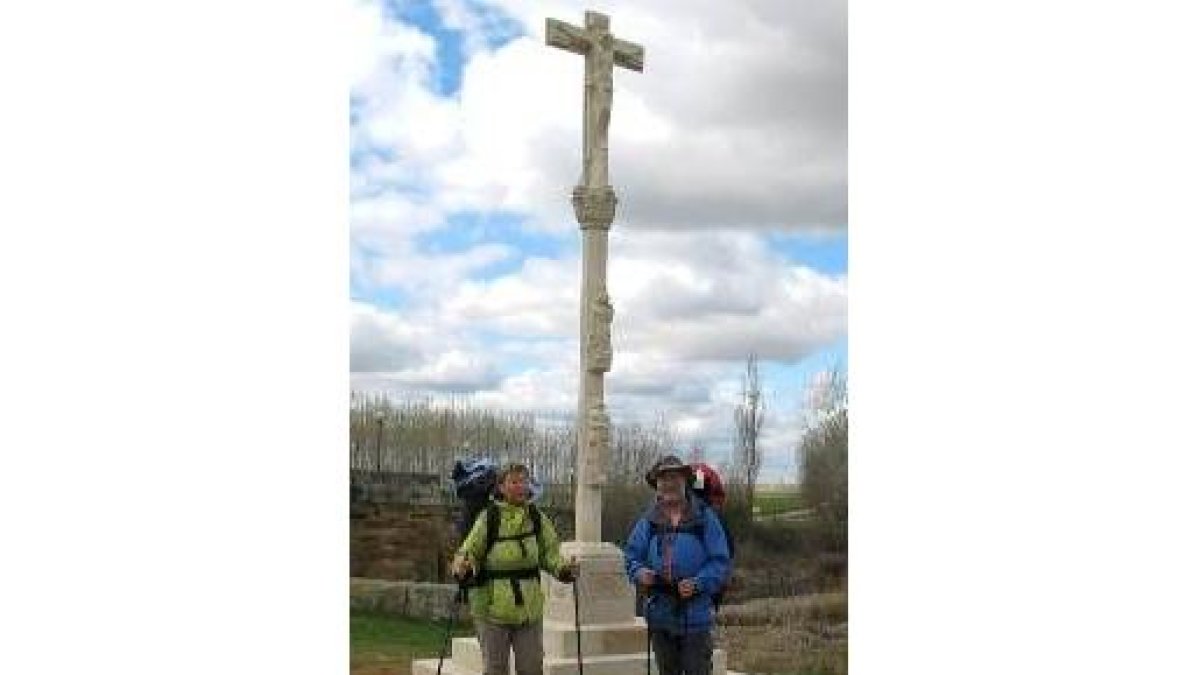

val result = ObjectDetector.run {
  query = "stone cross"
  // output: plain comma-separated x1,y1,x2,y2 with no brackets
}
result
413,19,738,675
546,10,643,542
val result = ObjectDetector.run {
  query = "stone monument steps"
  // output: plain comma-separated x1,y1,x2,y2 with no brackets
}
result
418,631,732,675
411,657,480,675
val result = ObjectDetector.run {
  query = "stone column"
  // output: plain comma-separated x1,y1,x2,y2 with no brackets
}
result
573,184,616,542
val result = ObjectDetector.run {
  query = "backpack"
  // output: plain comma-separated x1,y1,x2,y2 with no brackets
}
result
450,458,499,540
689,463,735,559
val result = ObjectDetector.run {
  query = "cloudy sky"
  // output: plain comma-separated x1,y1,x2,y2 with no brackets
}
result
349,0,847,483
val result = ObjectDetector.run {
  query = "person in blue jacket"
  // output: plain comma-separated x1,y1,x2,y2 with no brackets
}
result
624,455,731,675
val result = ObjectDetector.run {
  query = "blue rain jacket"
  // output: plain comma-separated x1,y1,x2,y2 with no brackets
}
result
623,497,731,634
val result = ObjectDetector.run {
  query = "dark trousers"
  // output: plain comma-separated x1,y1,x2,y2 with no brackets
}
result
650,629,713,675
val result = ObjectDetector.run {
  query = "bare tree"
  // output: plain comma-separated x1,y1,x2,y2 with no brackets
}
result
796,366,848,553
733,353,766,509
795,367,848,483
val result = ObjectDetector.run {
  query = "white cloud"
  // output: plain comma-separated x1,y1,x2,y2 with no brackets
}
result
428,229,847,368
398,349,503,392
609,231,847,361
351,0,846,235
350,193,444,244
444,255,579,335
453,0,847,231
373,242,516,293
348,0,847,481
349,305,424,372
349,1,437,91
471,366,578,413
350,302,502,392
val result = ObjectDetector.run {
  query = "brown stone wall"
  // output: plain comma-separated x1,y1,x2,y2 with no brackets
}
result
349,578,470,621
350,501,457,582
348,472,576,583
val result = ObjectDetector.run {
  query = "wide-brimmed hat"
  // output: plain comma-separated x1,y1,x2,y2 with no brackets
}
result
644,454,695,488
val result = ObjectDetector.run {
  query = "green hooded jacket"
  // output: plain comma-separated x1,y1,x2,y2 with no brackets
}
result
456,498,569,625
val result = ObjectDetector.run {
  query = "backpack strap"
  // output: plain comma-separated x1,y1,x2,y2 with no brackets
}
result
479,503,545,606
484,503,544,557
648,501,710,584
484,502,501,556
529,503,544,541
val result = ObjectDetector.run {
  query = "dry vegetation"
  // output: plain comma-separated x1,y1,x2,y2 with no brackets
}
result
717,590,848,675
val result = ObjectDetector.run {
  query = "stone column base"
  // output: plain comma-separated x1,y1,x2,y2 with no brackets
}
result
412,540,739,675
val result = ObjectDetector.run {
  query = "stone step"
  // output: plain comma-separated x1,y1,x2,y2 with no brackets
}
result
543,649,729,675
419,653,653,675
544,652,653,675
422,636,730,675
412,658,744,672
414,662,747,675
449,636,487,673
412,657,478,675
446,625,651,669
542,619,649,658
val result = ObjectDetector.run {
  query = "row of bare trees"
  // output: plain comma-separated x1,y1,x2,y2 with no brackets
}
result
350,354,846,549
349,393,676,513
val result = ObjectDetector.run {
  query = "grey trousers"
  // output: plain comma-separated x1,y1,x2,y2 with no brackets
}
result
650,629,714,675
475,619,543,675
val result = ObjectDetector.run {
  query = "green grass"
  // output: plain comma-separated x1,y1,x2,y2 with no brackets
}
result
752,491,804,517
350,611,473,674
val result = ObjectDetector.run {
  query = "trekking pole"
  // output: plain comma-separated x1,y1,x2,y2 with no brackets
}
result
682,591,689,660
684,579,692,636
644,593,652,675
436,584,464,675
571,577,584,675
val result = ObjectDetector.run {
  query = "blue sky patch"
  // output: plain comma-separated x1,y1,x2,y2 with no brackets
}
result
386,0,525,97
352,284,411,312
765,232,848,276
752,339,847,429
415,210,571,279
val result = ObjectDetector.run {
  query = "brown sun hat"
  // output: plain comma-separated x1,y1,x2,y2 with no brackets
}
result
644,454,696,488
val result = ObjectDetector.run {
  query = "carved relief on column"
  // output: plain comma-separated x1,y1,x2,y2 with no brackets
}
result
584,402,610,487
571,185,617,229
586,290,614,373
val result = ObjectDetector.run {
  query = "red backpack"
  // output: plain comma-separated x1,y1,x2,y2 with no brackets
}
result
690,462,727,510
689,462,735,610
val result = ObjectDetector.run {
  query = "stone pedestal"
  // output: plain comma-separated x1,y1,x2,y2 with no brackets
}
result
412,542,738,675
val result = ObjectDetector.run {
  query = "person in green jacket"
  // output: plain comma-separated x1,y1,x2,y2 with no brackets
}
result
451,463,579,675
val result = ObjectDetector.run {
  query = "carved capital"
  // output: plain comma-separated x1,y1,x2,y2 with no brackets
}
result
572,185,617,229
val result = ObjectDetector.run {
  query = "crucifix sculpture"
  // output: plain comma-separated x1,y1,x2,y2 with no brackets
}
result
546,10,643,543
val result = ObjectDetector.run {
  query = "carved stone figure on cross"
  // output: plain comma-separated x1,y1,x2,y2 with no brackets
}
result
584,401,611,487
586,290,613,373
546,10,643,189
